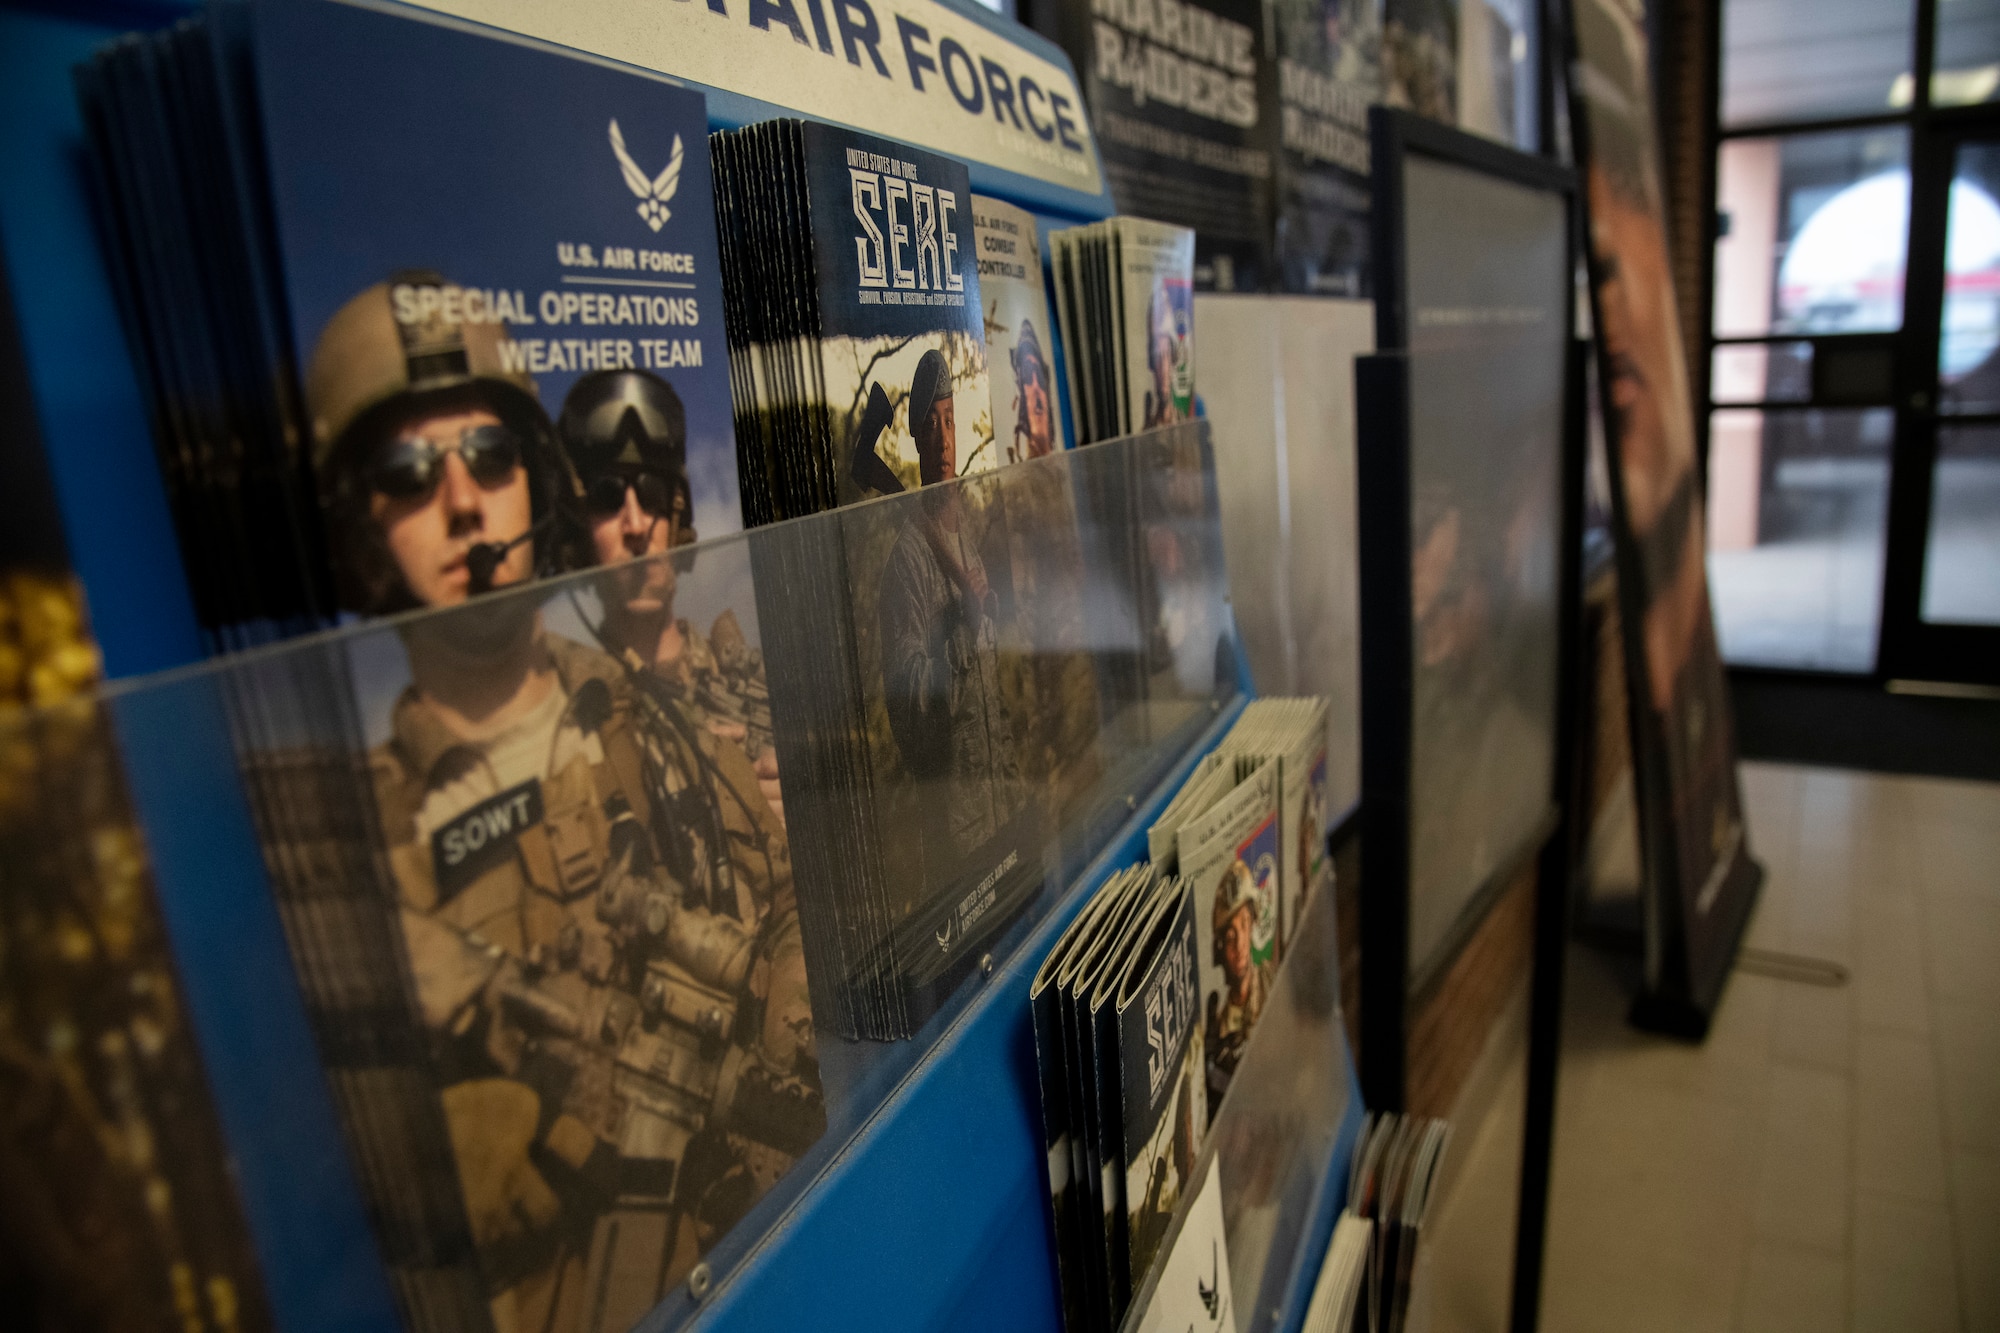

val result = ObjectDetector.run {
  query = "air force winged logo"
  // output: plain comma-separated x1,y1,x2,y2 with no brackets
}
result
1198,1240,1220,1317
609,120,683,231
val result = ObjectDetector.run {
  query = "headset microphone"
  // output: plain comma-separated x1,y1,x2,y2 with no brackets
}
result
465,515,550,595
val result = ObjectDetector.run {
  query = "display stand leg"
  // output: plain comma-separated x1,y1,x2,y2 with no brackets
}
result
1509,800,1574,1333
1510,329,1590,1333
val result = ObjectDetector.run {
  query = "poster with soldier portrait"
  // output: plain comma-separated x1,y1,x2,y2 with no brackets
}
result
1272,0,1383,296
974,195,1069,461
1382,0,1459,123
1569,0,1758,1028
249,0,739,623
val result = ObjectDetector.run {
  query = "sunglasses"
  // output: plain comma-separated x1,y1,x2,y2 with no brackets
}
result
369,424,523,500
584,470,679,520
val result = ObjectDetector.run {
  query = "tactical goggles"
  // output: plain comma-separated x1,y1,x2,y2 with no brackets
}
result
574,390,682,462
369,423,523,500
583,469,679,520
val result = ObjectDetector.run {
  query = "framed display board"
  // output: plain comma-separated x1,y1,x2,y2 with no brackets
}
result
1354,108,1580,1109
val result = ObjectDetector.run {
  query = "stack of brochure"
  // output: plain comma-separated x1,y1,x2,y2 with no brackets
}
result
76,5,818,1326
972,196,1071,462
1049,218,1197,445
1148,698,1330,1115
709,119,989,524
705,119,1137,1039
1027,696,1330,1332
1029,865,1204,1332
79,16,334,645
1301,1209,1376,1333
1347,1112,1452,1333
76,0,741,647
747,451,1101,1040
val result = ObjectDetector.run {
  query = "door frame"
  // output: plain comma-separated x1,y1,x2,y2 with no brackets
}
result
1700,0,2000,687
1880,101,2000,686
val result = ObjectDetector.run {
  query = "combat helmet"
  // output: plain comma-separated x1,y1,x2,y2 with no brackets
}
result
908,348,954,433
306,270,575,614
556,368,696,545
1009,318,1047,389
1211,859,1258,964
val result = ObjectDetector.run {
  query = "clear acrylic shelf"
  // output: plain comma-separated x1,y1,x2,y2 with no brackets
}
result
0,422,1357,1333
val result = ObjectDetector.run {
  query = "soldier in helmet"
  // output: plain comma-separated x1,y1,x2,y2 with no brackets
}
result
309,269,580,616
1141,282,1188,431
1203,858,1272,1104
1008,319,1056,463
307,277,823,1332
556,369,784,824
877,349,1022,885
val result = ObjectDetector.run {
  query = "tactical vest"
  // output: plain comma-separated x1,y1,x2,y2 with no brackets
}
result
370,633,795,1183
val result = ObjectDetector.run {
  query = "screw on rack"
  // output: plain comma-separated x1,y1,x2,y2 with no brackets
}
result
688,1262,712,1301
980,952,994,978
1126,793,1137,810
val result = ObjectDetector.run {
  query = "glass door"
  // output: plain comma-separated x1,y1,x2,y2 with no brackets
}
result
1704,0,2000,685
1881,119,2000,684
1706,127,1906,673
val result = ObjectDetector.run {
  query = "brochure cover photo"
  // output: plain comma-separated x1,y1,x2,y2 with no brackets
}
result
254,0,740,618
974,194,1069,462
344,537,821,1333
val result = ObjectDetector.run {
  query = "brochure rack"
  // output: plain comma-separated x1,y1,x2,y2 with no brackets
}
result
0,2,1372,1329
0,423,1366,1333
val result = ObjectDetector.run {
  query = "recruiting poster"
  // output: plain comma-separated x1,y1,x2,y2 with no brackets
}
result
1569,0,1759,1027
1039,0,1277,291
1271,0,1382,296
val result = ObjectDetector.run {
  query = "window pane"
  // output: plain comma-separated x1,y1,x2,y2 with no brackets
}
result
1713,129,1909,339
1711,341,1812,403
1940,142,2000,413
1934,0,2000,108
1706,407,1892,671
1721,0,1914,126
1920,424,2000,625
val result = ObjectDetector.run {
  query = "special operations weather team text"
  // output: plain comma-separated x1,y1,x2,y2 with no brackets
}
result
388,276,707,376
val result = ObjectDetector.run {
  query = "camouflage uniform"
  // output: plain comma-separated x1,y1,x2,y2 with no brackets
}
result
878,500,1022,877
371,630,819,1332
1203,866,1273,1107
1204,963,1271,1084
644,611,774,771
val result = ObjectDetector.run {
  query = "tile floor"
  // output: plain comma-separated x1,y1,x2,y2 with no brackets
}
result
1426,760,2000,1331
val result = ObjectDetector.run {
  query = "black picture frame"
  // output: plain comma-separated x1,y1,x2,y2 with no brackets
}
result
1355,106,1583,1109
1354,106,1587,1333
